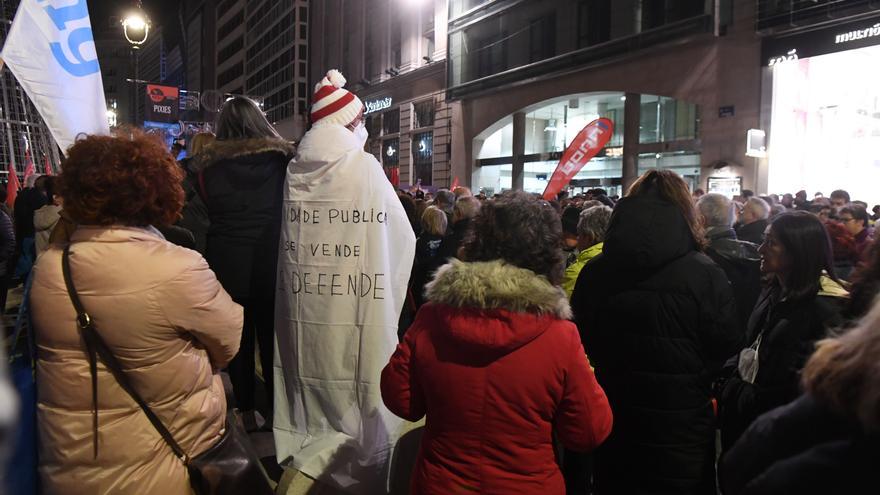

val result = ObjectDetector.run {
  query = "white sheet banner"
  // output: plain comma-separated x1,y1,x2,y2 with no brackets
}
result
1,0,109,153
274,124,415,494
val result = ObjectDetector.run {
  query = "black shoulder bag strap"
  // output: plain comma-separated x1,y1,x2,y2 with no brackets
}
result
61,245,190,463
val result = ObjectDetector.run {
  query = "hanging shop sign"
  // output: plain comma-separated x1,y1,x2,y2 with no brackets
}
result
145,84,179,123
708,176,742,199
364,96,393,115
763,15,880,66
542,118,614,201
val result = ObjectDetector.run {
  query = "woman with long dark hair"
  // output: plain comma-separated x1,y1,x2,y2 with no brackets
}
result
720,294,880,494
192,96,295,430
570,169,742,494
719,211,849,450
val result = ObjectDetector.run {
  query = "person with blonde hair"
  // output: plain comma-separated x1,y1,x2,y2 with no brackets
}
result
720,298,880,494
411,206,448,308
189,131,215,155
178,132,216,255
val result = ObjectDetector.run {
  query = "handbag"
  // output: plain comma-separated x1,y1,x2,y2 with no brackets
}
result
61,246,273,495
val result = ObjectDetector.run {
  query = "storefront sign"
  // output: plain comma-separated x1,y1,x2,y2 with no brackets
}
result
835,23,880,44
763,15,880,66
364,97,393,115
767,49,798,67
145,84,179,123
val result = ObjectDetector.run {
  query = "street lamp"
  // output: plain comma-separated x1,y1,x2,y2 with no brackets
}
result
122,12,150,46
122,6,150,126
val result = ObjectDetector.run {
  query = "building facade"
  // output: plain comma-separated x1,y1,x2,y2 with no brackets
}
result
212,0,310,138
311,0,454,189
93,36,132,128
311,0,767,194
448,0,763,196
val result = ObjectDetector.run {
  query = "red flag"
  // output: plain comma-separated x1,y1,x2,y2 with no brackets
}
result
390,167,400,188
6,164,20,209
44,154,53,176
542,118,614,201
451,176,460,190
22,149,35,183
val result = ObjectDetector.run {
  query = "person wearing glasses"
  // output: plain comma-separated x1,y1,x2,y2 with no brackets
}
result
837,204,872,260
735,197,771,245
718,211,849,451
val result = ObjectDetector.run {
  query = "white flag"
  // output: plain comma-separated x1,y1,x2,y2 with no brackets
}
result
1,0,109,154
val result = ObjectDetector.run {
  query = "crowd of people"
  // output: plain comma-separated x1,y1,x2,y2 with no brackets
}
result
3,69,880,495
396,176,879,494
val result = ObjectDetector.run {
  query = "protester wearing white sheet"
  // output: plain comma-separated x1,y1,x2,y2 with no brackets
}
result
273,69,415,494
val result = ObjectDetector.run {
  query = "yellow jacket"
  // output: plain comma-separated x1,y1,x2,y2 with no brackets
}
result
562,242,604,298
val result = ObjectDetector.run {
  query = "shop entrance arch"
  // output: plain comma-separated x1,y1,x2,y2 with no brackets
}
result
471,92,704,196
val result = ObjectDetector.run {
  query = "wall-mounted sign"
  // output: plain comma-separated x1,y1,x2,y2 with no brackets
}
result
718,105,736,118
604,146,623,158
145,84,179,123
746,129,767,158
708,176,742,199
364,96,393,115
763,15,880,66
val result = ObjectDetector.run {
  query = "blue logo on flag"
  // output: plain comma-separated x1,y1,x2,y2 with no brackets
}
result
42,0,99,77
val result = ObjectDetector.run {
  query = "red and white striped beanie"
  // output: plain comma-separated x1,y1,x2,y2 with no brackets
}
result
310,69,363,126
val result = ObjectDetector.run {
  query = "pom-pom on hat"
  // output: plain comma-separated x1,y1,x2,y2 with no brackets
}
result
310,69,364,126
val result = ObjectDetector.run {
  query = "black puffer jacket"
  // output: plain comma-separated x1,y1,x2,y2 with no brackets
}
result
718,281,847,450
192,137,295,301
735,219,768,246
571,191,742,495
704,226,762,334
720,394,878,495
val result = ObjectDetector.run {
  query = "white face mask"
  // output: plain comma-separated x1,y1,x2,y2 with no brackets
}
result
353,122,368,147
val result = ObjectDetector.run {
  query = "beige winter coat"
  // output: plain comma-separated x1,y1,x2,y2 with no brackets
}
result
33,203,61,255
30,226,243,495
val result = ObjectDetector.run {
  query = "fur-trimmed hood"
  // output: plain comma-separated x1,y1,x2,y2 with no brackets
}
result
189,137,296,172
426,259,572,319
424,260,572,351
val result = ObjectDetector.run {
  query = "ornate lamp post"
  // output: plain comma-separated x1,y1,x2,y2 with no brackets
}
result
122,5,150,125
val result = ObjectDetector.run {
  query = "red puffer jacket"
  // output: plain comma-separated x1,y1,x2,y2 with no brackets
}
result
381,259,613,494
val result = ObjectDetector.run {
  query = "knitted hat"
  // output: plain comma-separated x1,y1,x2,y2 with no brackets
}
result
310,69,364,126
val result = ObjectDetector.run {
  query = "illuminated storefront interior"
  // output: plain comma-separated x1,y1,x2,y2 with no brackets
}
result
768,44,880,206
472,92,701,196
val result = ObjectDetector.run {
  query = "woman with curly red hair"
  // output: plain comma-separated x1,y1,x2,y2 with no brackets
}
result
29,132,244,494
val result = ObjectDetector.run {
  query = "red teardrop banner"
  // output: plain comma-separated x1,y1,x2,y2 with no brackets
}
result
542,117,614,201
